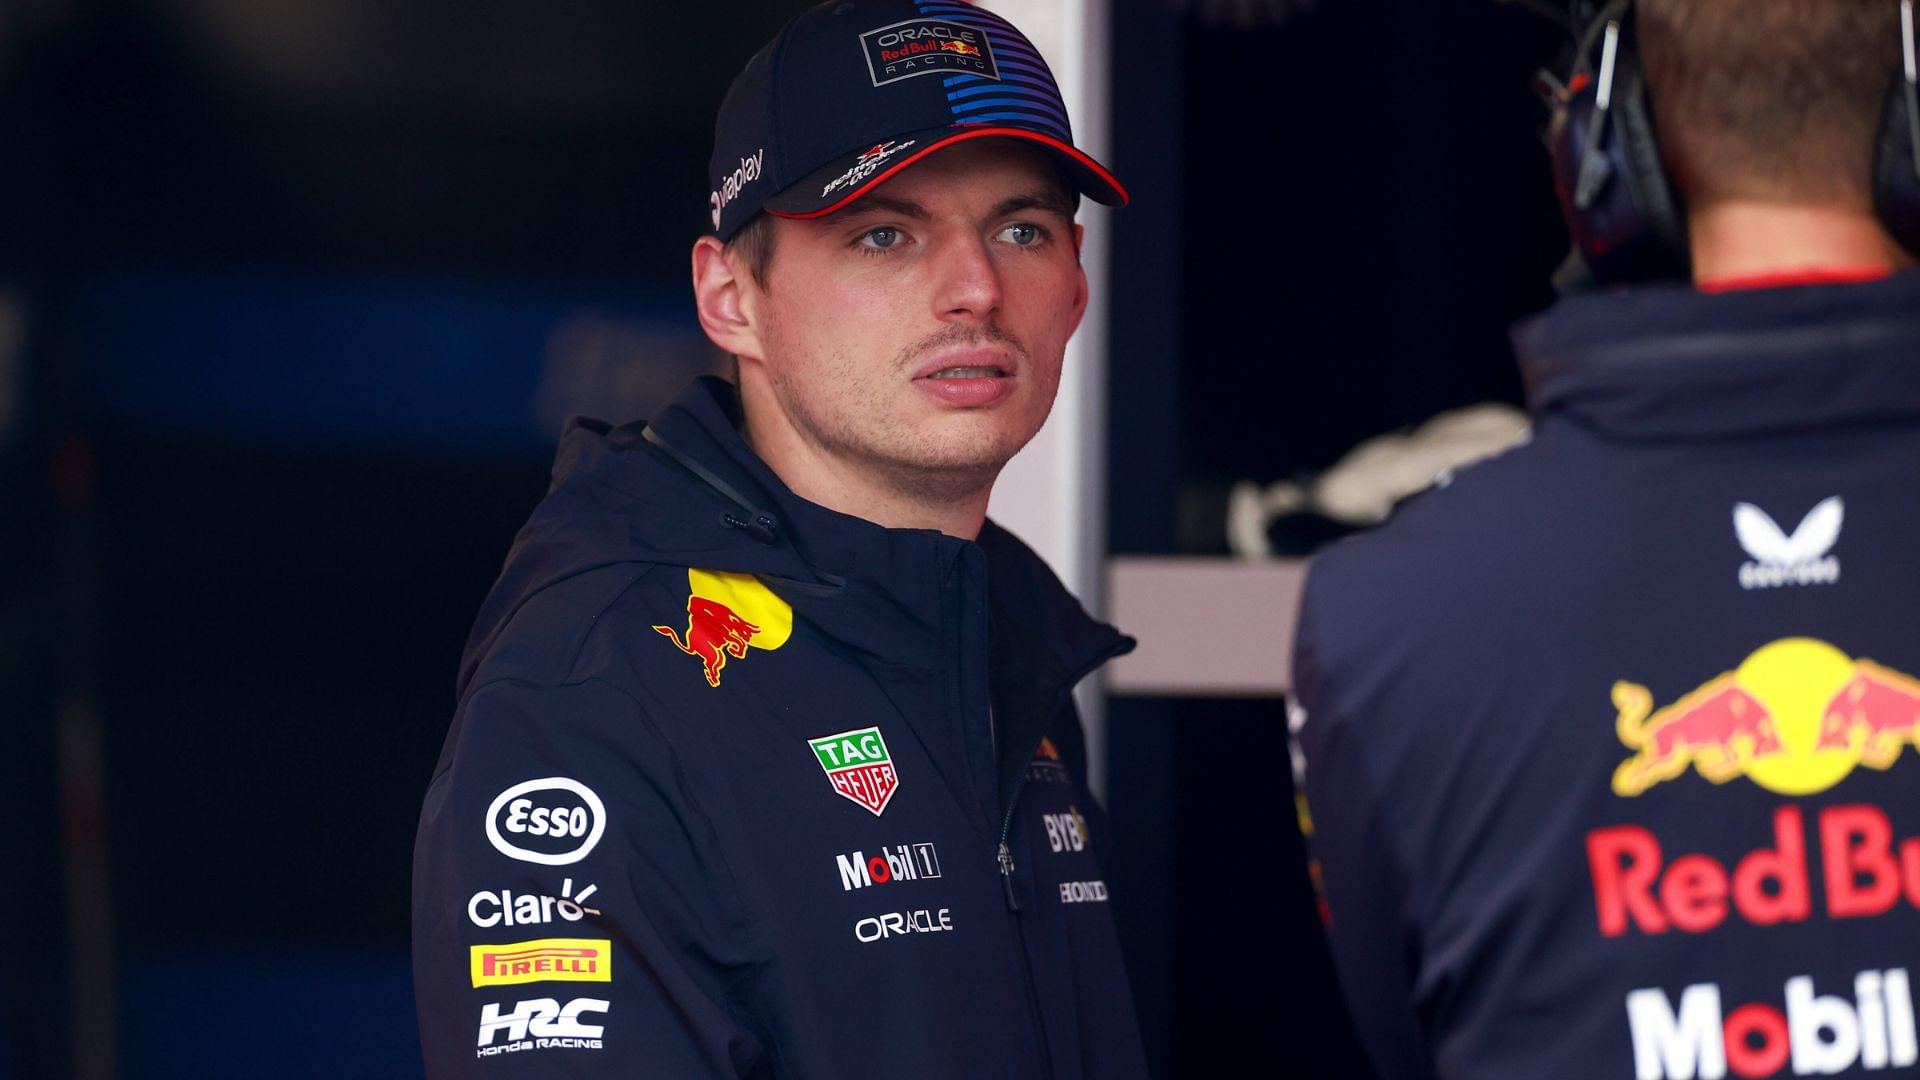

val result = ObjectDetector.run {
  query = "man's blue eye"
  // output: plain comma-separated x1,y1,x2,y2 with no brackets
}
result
1001,223,1041,245
861,227,901,250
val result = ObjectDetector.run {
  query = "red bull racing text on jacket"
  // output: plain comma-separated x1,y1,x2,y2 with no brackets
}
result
1292,272,1920,1080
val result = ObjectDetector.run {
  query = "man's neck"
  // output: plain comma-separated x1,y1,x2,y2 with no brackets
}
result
1688,200,1912,286
737,386,992,541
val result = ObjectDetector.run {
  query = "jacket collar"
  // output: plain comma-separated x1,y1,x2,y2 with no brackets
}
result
639,376,1129,684
1517,270,1920,440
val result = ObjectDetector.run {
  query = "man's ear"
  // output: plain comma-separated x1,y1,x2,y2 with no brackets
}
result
691,236,766,361
1066,222,1090,335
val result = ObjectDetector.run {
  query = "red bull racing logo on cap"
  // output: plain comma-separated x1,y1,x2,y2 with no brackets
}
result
654,568,792,688
809,726,900,816
1612,638,1920,798
859,18,998,86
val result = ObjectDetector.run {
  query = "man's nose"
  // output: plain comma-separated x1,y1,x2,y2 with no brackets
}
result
931,235,1004,321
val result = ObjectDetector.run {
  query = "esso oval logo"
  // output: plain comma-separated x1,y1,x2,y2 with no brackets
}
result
485,778,607,865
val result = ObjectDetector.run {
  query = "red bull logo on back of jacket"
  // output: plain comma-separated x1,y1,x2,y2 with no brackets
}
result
1611,639,1920,798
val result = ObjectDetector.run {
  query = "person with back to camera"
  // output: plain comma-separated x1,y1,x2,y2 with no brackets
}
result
409,2,1150,1076
1291,1,1920,1077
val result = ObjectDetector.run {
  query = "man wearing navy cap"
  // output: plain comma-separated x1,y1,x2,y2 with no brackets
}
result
410,2,1146,1077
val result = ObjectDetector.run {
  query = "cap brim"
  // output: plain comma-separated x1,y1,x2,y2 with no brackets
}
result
763,125,1128,222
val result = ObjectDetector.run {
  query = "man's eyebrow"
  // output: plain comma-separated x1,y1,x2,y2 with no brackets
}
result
992,191,1076,220
832,195,930,221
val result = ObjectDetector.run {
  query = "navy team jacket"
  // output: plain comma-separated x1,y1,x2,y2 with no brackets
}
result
412,377,1149,1079
1293,272,1920,1080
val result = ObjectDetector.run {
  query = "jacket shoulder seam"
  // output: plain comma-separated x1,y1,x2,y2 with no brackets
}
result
561,562,667,683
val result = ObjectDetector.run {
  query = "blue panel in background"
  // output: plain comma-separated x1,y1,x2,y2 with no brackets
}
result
119,955,422,1079
75,267,714,453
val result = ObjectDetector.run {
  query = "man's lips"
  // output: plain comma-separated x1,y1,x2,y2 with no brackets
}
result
910,346,1018,408
909,346,1019,383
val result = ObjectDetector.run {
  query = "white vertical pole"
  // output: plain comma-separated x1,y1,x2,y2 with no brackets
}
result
981,0,1116,801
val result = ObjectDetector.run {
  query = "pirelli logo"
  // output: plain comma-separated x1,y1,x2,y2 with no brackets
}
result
470,938,612,988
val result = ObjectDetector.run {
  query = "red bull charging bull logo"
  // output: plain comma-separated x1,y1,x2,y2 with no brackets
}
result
653,568,792,688
1612,638,1920,798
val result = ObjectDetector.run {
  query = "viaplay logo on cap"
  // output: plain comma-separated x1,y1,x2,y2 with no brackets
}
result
710,148,766,231
859,18,998,87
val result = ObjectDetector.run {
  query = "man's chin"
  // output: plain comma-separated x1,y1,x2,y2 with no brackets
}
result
907,421,1041,471
868,437,1029,501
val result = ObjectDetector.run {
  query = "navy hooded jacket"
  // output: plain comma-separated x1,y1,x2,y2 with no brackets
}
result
1292,273,1920,1080
412,377,1149,1079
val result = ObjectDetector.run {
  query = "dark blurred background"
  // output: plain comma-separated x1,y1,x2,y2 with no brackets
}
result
0,1,1566,1076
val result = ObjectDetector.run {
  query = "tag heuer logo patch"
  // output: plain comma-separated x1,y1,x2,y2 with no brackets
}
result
859,18,999,87
809,727,900,816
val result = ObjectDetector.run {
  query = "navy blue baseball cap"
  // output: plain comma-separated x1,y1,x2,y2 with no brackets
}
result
706,0,1128,241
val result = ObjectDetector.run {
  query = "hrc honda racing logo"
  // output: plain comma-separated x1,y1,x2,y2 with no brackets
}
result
476,997,608,1058
1626,969,1915,1078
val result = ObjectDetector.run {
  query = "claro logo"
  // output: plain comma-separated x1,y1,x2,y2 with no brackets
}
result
486,778,607,866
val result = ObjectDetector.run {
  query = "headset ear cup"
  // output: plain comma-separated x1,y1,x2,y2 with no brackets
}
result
1547,85,1596,222
1612,67,1690,271
1876,80,1920,256
1545,66,1690,285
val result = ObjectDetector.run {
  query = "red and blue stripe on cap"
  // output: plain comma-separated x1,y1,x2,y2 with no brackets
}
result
920,1,1076,143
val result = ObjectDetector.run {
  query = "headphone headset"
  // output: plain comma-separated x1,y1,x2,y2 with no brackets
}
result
1541,0,1920,287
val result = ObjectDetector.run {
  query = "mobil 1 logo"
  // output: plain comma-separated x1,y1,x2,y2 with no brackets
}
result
835,842,940,891
487,778,607,866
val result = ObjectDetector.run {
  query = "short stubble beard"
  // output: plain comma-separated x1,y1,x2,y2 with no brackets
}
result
760,322,1043,509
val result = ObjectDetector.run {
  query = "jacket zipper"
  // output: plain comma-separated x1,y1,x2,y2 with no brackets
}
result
994,642,1127,912
991,709,1054,1078
991,643,1125,1080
